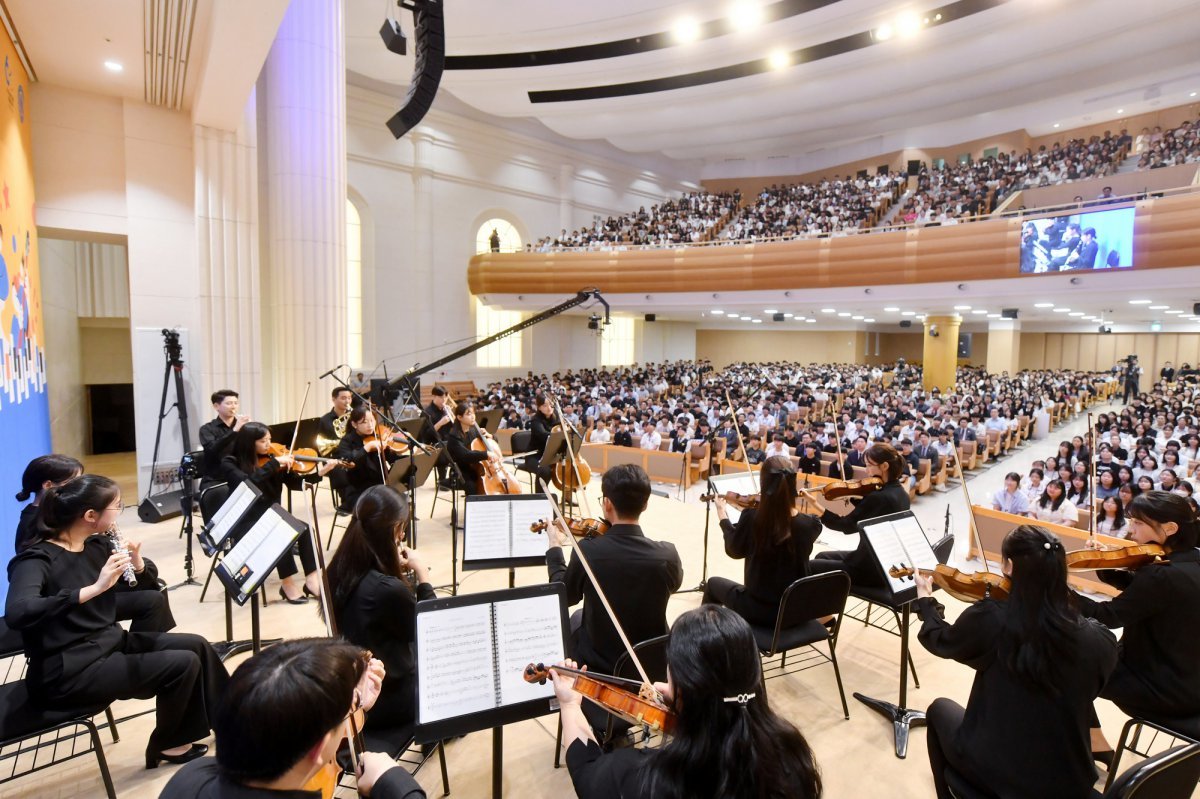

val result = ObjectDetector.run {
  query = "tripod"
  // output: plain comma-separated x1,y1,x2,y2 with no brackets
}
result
169,454,202,589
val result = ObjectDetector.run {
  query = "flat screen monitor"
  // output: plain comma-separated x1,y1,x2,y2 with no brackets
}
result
1018,206,1134,275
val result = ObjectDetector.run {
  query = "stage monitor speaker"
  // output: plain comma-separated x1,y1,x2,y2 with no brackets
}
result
138,490,185,524
899,320,913,328
380,18,407,55
1001,308,1018,319
772,313,785,322
907,160,921,176
644,313,656,322
386,0,445,139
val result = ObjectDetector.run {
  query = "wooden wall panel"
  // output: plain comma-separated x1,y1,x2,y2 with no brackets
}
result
1095,335,1117,371
1045,335,1064,369
1153,335,1179,378
1178,335,1200,368
469,193,1200,296
1079,335,1098,372
1019,333,1046,371
1113,334,1136,365
1060,335,1081,370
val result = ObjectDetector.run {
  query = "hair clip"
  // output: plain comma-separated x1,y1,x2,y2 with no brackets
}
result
1044,541,1053,550
723,692,756,705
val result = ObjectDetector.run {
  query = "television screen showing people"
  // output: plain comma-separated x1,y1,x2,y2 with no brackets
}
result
1019,206,1134,274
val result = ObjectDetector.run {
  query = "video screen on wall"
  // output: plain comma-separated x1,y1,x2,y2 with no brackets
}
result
1019,206,1134,275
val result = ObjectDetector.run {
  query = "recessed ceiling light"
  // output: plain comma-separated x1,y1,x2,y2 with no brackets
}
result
1069,312,1085,316
884,306,900,312
711,310,724,315
783,313,794,318
864,317,876,323
1034,302,1055,308
874,22,893,41
805,318,816,323
821,308,836,314
852,315,864,320
104,60,124,73
954,305,971,310
1192,92,1198,98
729,1,765,30
752,319,763,324
1129,299,1152,305
767,49,790,70
1053,123,1060,128
739,316,751,321
987,313,1001,318
1053,308,1071,313
971,309,987,315
1149,305,1169,310
934,13,942,20
1117,109,1124,114
764,309,778,314
837,312,852,317
916,314,927,320
901,311,916,316
1166,310,1184,314
673,17,702,44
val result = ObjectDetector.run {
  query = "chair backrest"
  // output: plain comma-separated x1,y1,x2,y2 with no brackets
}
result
612,634,670,685
511,430,532,453
775,571,851,634
1104,743,1200,799
199,483,230,522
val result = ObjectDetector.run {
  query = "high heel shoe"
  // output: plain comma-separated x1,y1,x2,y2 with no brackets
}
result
303,584,319,598
146,743,208,769
278,586,308,605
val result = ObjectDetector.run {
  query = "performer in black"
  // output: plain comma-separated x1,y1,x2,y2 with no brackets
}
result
325,486,433,732
806,442,911,586
704,456,821,626
422,386,455,488
334,406,399,510
1073,491,1200,763
523,393,559,485
1122,356,1143,403
6,475,228,770
915,525,1117,799
198,390,248,489
315,386,353,456
444,402,493,496
546,464,683,675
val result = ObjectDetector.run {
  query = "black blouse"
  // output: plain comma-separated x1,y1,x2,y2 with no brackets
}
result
718,509,821,620
917,597,1117,799
5,536,162,683
219,455,287,505
334,570,435,691
14,503,38,554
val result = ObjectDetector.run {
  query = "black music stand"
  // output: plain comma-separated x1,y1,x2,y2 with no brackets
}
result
387,445,442,548
539,427,585,516
475,409,503,435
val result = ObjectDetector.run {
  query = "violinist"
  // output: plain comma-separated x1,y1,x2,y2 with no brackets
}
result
806,443,911,587
704,457,821,626
325,486,432,732
334,407,398,509
1073,492,1200,762
6,475,229,770
546,464,683,675
914,525,1118,799
315,386,353,456
552,605,822,799
160,638,425,799
198,390,249,489
219,423,321,604
445,402,495,496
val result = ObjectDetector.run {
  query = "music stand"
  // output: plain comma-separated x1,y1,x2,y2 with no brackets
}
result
475,409,503,435
539,426,585,516
387,445,443,548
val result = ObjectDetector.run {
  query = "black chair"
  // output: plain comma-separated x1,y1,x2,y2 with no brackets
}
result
510,430,538,491
749,571,851,719
0,621,119,798
1104,743,1200,798
335,723,450,797
1106,714,1200,791
325,481,353,550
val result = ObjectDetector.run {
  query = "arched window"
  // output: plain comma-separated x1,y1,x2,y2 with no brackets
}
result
600,316,635,366
346,199,363,369
475,219,521,254
475,299,522,368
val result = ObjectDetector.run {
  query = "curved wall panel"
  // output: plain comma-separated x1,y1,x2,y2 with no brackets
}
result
468,193,1200,295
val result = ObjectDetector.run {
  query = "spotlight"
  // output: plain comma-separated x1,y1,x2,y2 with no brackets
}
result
729,1,765,30
380,18,407,55
587,313,601,331
896,12,921,37
768,49,790,70
673,17,702,44
874,22,893,41
104,60,124,73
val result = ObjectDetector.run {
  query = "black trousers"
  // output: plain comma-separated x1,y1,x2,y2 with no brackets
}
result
1123,380,1138,403
701,576,779,627
276,528,318,580
116,589,176,633
36,631,228,754
926,698,988,799
809,550,881,587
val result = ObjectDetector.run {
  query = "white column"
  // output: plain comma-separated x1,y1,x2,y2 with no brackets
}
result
411,131,435,358
260,0,347,422
558,163,575,235
194,90,262,412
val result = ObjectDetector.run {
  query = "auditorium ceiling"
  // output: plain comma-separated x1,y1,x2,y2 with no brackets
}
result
345,0,1200,166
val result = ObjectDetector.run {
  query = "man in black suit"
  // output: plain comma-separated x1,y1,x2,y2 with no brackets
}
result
546,464,683,675
913,431,941,475
1069,227,1098,270
845,436,870,470
199,389,248,490
423,386,454,487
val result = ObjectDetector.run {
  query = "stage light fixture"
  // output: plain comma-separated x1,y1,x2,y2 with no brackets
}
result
896,12,921,37
673,17,702,44
729,1,765,30
768,49,790,70
873,22,893,41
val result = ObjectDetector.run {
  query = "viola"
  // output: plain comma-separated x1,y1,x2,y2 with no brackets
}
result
888,563,1011,603
1065,542,1166,571
523,662,675,735
258,442,352,475
800,477,885,501
700,491,760,510
302,652,370,798
367,424,410,456
530,517,611,539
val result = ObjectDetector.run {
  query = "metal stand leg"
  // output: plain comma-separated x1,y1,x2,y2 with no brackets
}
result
852,602,926,758
492,726,503,798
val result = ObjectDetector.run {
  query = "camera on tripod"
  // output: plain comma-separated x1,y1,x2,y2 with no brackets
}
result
178,450,201,481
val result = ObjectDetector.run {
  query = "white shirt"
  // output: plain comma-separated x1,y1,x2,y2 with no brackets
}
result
639,431,662,451
588,429,612,444
765,442,791,459
1031,498,1079,526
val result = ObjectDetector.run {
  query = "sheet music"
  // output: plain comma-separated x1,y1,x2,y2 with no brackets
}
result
207,482,258,547
861,515,939,595
462,500,513,562
221,510,299,594
508,496,554,559
416,604,497,723
708,472,760,524
493,594,563,705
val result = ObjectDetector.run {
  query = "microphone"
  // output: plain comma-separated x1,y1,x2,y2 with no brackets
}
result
319,364,347,380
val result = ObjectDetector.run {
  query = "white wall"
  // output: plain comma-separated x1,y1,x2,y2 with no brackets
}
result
637,320,698,364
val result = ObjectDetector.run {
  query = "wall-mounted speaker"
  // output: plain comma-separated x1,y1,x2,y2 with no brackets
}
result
644,313,656,322
899,320,913,328
958,333,972,358
386,0,445,139
1194,302,1200,315
379,18,407,55
772,313,785,322
1001,308,1018,319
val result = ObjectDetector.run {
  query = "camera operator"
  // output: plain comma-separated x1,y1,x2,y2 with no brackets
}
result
1122,356,1143,403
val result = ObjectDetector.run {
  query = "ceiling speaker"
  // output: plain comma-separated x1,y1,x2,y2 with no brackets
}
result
899,320,913,328
379,18,407,55
772,313,785,322
1001,308,1018,319
644,313,656,322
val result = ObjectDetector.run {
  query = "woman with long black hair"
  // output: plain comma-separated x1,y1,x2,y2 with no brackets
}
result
220,422,320,603
13,454,82,553
555,604,822,799
1075,491,1200,760
915,525,1117,799
5,475,227,769
324,485,433,731
704,455,821,625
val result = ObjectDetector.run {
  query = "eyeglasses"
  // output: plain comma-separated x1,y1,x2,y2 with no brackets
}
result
105,501,124,513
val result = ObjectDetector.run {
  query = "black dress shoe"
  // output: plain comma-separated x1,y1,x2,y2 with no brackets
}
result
278,587,308,605
146,743,208,769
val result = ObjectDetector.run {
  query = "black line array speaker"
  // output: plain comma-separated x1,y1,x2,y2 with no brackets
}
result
899,320,913,328
1001,308,1018,319
137,490,185,524
386,0,445,139
644,313,656,322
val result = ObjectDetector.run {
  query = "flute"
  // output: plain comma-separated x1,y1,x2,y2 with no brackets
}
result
108,524,138,587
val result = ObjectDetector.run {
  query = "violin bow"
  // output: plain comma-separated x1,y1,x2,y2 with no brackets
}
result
724,389,759,493
289,382,311,456
950,435,990,575
1088,412,1097,543
550,395,594,518
538,475,656,693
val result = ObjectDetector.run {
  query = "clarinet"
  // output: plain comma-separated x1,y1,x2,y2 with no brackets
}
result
108,524,138,587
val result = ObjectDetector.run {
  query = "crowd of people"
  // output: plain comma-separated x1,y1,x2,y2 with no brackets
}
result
530,190,741,250
718,173,907,240
1134,118,1200,169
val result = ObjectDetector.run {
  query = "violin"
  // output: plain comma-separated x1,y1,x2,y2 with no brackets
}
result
366,423,409,456
303,651,371,798
523,662,675,735
1065,542,1166,572
888,563,1011,603
258,442,353,475
799,477,885,501
700,491,760,510
530,517,611,539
